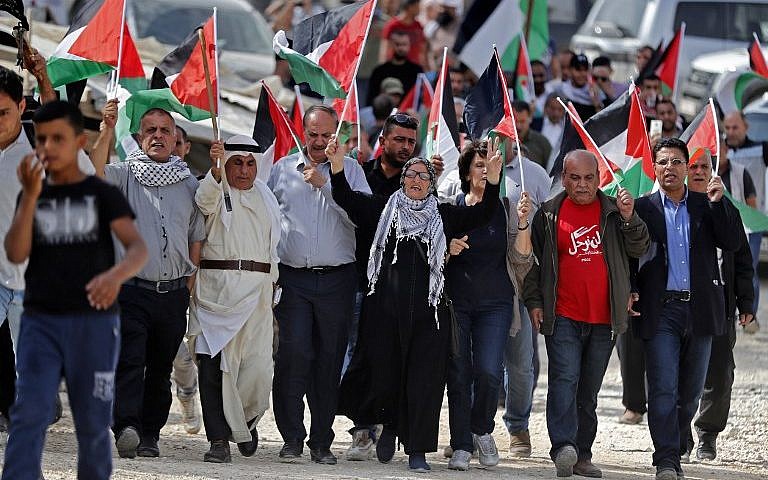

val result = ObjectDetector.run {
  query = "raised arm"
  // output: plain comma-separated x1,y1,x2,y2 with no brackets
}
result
90,99,118,178
4,155,42,264
23,47,56,104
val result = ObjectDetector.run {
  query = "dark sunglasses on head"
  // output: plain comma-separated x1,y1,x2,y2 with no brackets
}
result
389,113,419,129
404,169,431,180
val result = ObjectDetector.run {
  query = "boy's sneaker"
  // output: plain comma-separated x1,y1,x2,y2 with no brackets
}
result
346,429,374,461
115,426,140,459
473,433,499,467
179,393,201,434
448,449,472,471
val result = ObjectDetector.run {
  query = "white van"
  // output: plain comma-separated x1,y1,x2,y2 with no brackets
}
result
571,0,768,86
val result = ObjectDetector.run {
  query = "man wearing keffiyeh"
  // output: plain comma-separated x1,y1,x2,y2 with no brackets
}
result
327,135,503,473
90,106,205,460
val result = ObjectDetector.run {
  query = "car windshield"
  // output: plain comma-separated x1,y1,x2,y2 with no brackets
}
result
131,2,273,55
578,0,648,39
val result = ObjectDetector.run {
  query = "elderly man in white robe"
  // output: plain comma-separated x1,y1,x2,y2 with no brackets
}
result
188,135,281,463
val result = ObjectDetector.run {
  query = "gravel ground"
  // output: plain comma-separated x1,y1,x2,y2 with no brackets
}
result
2,284,766,480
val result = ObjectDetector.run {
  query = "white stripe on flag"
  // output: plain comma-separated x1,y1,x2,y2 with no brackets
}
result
436,114,460,186
458,0,522,77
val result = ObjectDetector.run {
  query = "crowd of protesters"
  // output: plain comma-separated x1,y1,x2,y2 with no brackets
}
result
0,1,767,480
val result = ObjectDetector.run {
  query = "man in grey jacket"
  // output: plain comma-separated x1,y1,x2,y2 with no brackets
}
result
523,150,649,478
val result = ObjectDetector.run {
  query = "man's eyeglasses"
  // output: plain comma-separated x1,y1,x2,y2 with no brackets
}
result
655,158,686,167
389,113,419,129
404,170,431,180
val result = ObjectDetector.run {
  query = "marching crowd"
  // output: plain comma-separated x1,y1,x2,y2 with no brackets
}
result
0,1,767,480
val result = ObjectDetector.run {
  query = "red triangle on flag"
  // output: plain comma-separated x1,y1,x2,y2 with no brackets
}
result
654,24,684,95
561,99,620,188
170,17,218,114
262,82,302,161
291,96,305,143
627,87,655,180
69,0,126,65
749,34,768,78
494,52,517,140
681,100,719,163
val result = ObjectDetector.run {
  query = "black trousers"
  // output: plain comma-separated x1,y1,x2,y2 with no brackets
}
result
272,264,356,450
0,321,15,418
112,285,189,439
197,353,230,442
617,320,647,414
695,319,737,434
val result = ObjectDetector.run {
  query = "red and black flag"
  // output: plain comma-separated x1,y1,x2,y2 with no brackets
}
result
749,33,768,78
252,82,304,181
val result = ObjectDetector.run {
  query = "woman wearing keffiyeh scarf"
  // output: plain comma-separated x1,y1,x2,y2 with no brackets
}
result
326,136,503,473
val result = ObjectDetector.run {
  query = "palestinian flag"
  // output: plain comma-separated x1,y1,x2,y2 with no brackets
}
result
399,73,434,113
680,98,720,164
273,0,375,99
619,86,655,197
332,81,360,145
638,24,685,97
455,0,549,77
252,81,304,181
749,33,768,77
426,49,460,185
46,0,145,93
464,49,517,142
714,69,768,114
513,34,535,104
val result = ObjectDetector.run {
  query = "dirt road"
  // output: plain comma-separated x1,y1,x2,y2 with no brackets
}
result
2,288,767,480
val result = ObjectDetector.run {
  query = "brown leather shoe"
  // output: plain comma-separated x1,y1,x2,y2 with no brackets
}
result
618,409,644,425
573,459,603,478
508,430,532,457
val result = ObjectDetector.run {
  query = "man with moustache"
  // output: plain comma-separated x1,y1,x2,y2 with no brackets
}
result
346,112,419,460
631,138,742,480
267,105,371,464
91,104,205,459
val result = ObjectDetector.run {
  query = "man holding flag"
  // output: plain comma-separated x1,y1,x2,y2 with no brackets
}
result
631,138,742,480
523,150,649,478
91,104,205,459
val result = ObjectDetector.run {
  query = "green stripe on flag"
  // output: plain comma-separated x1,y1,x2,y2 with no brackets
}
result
125,88,212,134
619,161,655,198
276,49,346,99
46,57,113,88
734,72,764,110
725,191,768,233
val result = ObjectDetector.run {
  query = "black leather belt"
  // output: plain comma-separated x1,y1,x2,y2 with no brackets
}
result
663,290,691,303
286,264,348,274
200,259,271,273
125,277,187,293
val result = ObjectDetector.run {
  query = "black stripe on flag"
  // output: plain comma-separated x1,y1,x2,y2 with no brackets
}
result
252,87,275,154
452,0,503,56
463,53,505,141
290,1,366,56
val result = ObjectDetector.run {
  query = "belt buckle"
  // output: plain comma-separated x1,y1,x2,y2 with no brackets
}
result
237,259,243,271
155,281,169,294
680,290,691,302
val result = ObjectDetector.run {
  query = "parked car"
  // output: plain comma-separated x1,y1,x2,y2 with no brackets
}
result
571,0,768,86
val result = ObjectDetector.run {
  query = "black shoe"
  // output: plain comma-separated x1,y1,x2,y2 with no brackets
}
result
278,440,303,462
237,426,259,457
204,439,232,463
376,427,396,463
696,431,717,460
310,447,337,465
115,426,140,459
136,435,160,457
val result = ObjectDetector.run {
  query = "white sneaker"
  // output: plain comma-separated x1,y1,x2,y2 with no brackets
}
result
346,429,374,461
448,449,471,471
179,393,201,434
473,433,499,467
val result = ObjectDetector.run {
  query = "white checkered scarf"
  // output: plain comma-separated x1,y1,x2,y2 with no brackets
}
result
127,151,191,187
367,159,446,325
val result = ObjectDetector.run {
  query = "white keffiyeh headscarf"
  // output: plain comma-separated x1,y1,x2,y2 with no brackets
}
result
367,158,447,325
127,150,191,187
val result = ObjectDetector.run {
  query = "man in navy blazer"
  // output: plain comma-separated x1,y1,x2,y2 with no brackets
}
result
631,138,742,480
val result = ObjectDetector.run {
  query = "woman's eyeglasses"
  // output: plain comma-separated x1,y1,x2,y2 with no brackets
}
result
404,170,431,180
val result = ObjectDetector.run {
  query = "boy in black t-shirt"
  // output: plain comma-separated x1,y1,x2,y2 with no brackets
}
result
2,101,147,480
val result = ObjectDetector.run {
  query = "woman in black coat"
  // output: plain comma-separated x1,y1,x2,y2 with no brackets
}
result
325,136,504,472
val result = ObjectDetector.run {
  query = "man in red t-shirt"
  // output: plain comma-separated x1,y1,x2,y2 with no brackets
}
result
522,150,649,478
380,0,428,70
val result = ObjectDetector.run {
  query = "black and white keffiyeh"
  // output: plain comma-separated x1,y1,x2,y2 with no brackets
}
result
367,158,447,324
127,151,191,187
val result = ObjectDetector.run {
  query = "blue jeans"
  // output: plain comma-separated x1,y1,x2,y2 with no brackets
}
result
545,316,614,461
447,299,513,452
2,310,120,480
0,285,23,352
503,302,535,433
644,300,712,472
748,232,761,314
